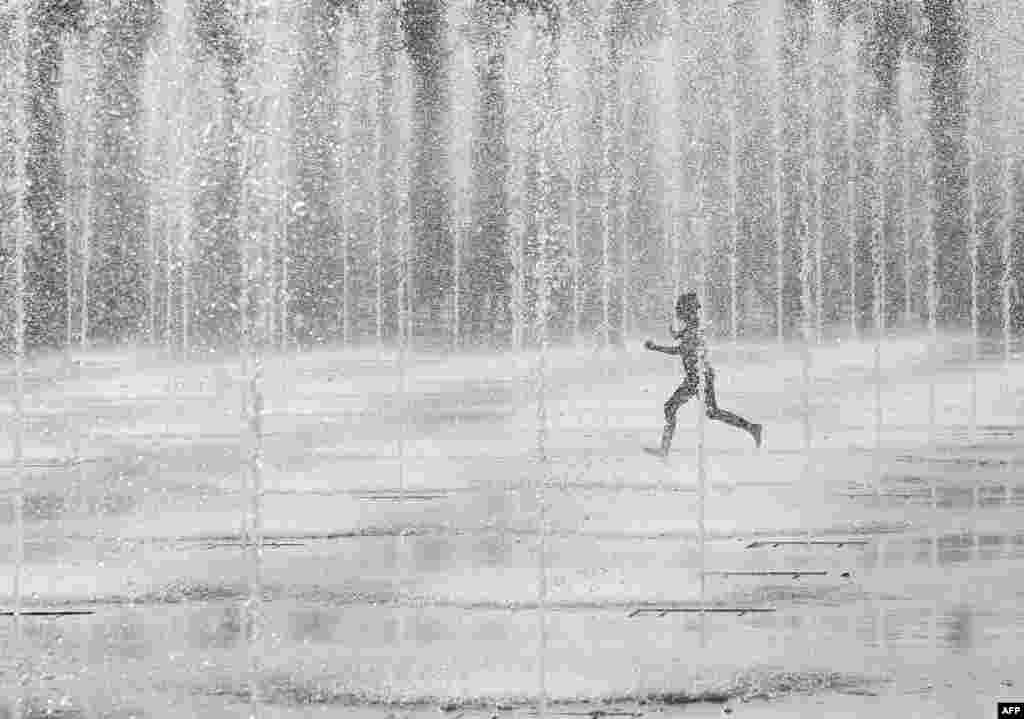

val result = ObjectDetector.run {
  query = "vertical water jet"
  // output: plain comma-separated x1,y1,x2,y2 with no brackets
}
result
845,21,858,341
402,0,454,340
965,0,979,443
810,0,824,344
874,116,888,473
599,2,616,350
798,0,815,450
531,16,559,714
772,1,784,344
620,59,630,345
927,70,939,442
569,97,581,346
727,0,740,349
901,58,913,329
999,5,1016,365
6,0,28,686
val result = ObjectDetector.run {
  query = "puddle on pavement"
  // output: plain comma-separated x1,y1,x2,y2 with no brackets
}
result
5,594,1015,713
405,382,520,431
0,487,137,525
860,530,1024,568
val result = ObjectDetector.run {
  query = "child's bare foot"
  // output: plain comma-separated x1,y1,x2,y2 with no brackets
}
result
751,424,764,449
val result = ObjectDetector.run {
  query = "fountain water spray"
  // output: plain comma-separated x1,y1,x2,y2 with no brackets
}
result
966,10,979,445
845,24,858,341
620,61,630,345
452,170,466,354
692,0,714,679
237,0,289,704
237,126,262,712
395,37,413,490
268,65,289,353
181,175,192,359
529,16,561,716
374,0,396,350
452,29,473,353
926,86,939,444
79,69,96,354
338,21,357,349
873,116,888,476
599,3,617,351
452,193,464,351
772,5,784,345
798,1,816,451
665,123,680,329
6,0,28,682
810,0,824,345
62,40,88,355
509,50,527,351
143,44,161,349
727,1,740,350
388,30,414,666
374,107,385,350
279,189,290,353
340,178,351,349
59,34,87,463
1000,71,1015,366
666,2,686,333
568,92,581,347
178,0,196,359
960,0,983,594
901,59,913,329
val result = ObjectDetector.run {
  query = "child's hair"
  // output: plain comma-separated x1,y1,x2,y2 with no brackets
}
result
675,291,700,319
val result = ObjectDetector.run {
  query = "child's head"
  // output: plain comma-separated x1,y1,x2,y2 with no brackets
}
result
675,292,700,322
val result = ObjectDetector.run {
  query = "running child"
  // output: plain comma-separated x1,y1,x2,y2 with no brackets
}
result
643,291,763,457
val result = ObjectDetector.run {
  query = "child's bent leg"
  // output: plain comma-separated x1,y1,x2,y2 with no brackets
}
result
703,370,756,434
662,378,697,454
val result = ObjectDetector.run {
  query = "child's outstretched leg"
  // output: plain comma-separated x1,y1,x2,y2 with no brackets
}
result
703,370,763,448
661,376,698,456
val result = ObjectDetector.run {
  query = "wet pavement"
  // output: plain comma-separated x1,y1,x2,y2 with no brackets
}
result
0,336,1022,717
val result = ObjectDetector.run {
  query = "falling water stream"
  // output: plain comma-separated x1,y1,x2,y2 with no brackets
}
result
966,4,979,447
845,23,858,343
772,6,784,346
727,1,739,351
873,116,887,482
809,0,824,347
6,4,28,717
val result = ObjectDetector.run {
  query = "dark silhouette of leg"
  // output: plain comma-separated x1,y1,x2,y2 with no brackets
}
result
661,374,698,455
703,370,760,443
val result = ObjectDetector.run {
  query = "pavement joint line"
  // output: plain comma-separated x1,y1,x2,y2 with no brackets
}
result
627,607,776,618
702,570,830,578
745,538,870,549
201,541,307,548
0,609,94,617
0,457,104,470
838,492,932,498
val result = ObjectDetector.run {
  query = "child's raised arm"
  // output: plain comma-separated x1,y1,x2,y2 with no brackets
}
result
644,339,680,355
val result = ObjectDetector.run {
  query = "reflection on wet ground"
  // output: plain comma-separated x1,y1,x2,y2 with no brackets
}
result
1,590,1018,716
859,530,1024,567
848,477,1024,508
1,346,1023,716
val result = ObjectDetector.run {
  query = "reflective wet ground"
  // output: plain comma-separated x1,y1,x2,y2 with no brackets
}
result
0,334,1021,717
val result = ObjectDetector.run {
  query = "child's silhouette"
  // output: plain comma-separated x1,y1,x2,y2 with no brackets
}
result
644,292,762,457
